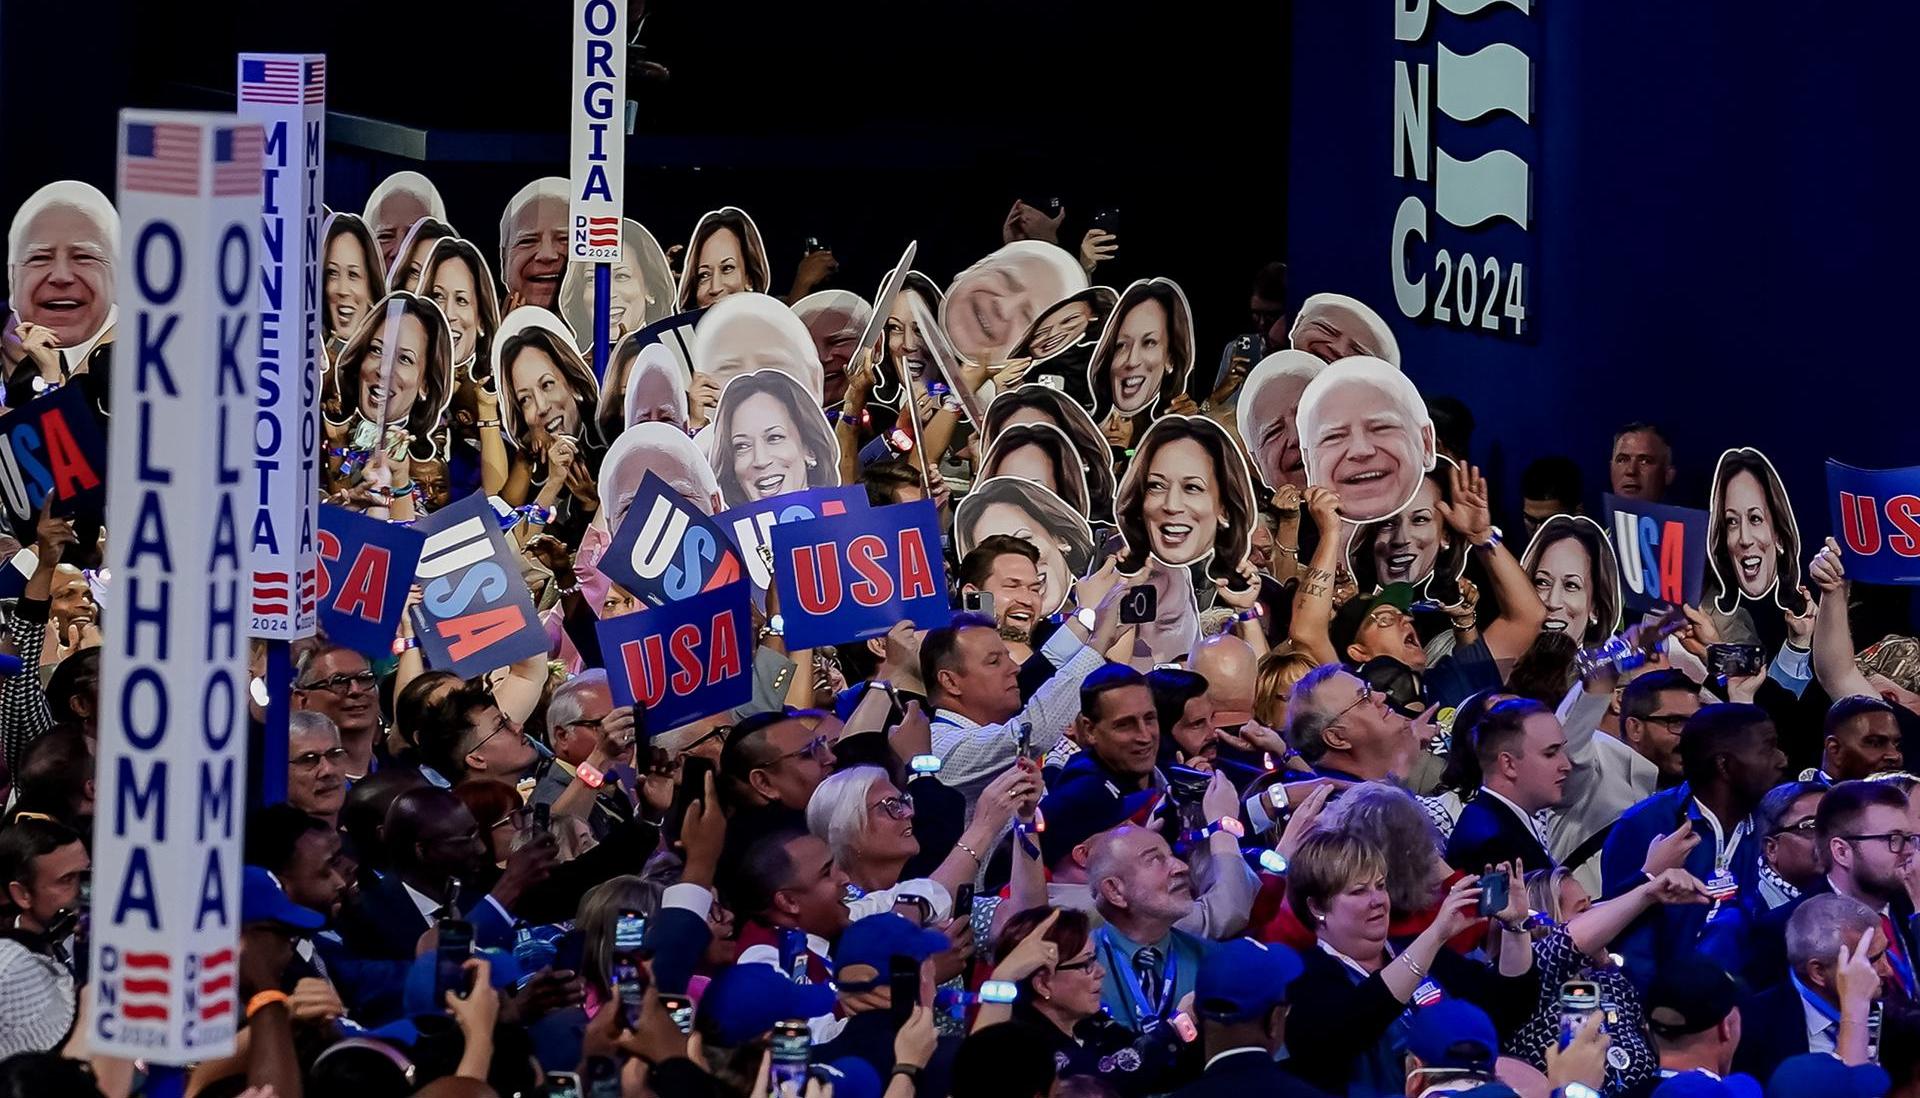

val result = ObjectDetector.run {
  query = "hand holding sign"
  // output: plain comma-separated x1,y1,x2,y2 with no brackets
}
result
771,500,951,649
411,493,547,677
1827,460,1920,585
0,383,107,541
596,579,753,734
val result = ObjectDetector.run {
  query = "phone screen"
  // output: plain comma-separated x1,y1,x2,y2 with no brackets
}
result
889,954,920,1027
1119,584,1157,625
435,918,475,1002
1478,870,1510,917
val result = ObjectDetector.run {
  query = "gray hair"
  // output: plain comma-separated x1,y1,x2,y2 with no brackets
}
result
548,670,610,732
496,176,567,272
288,709,340,747
1316,781,1444,914
1286,663,1353,763
1786,892,1878,974
806,766,891,870
8,180,118,285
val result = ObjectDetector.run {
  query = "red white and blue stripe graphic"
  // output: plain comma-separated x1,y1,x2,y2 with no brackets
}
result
584,216,620,248
240,56,326,105
122,122,201,197
253,570,293,617
116,951,173,1022
188,948,237,1022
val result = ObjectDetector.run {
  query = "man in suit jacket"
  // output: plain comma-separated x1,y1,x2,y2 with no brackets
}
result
1445,698,1569,875
1600,704,1783,991
1173,938,1329,1098
1731,893,1885,1083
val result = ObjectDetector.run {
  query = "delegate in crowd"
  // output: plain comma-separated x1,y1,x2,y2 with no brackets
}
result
2,170,1919,1098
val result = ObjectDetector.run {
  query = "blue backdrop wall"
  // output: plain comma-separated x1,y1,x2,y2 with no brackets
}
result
1286,2,1916,545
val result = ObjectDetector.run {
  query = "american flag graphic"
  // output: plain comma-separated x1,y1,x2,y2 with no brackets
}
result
122,123,202,197
187,948,237,1022
117,951,173,1022
213,126,263,198
303,59,327,103
584,216,620,248
1412,979,1444,1007
254,570,292,616
239,58,302,104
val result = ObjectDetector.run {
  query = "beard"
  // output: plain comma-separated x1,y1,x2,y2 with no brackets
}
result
999,621,1032,646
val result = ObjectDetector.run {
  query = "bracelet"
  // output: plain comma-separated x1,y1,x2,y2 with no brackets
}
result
1784,640,1810,653
246,990,290,1018
391,636,420,655
891,1065,925,1085
1497,916,1530,934
1400,955,1426,979
1182,817,1245,844
476,418,501,428
955,840,983,865
391,480,414,493
1234,606,1262,623
1275,544,1300,557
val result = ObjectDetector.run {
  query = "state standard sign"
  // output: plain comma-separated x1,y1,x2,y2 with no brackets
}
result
570,0,627,262
91,110,257,1062
237,52,325,638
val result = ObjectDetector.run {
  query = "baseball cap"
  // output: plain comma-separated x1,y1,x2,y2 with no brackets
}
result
1653,1073,1763,1098
833,913,948,988
1645,954,1738,1038
1355,655,1423,717
698,964,837,1045
1193,939,1304,1022
1765,1054,1890,1098
1405,999,1499,1075
242,866,326,931
1330,582,1416,658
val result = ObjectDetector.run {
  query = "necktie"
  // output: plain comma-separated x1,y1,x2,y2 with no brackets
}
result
1133,947,1165,1016
1881,914,1914,997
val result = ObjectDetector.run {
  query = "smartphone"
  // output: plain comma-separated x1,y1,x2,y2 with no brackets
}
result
962,590,994,617
801,236,828,255
770,1019,811,1093
613,955,649,1029
889,954,920,1027
1091,208,1120,234
1558,979,1602,1049
1119,584,1157,625
547,1072,583,1098
778,927,809,983
532,802,551,831
614,912,647,953
671,756,716,842
909,753,943,776
953,883,976,919
660,993,695,1034
434,918,475,1003
1705,643,1764,680
1478,869,1510,917
1016,720,1038,762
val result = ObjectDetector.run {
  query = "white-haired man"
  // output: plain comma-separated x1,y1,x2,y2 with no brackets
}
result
6,181,118,396
362,170,447,270
1295,355,1435,524
499,177,568,310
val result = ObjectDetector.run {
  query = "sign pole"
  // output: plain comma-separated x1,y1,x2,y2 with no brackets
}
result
593,261,612,379
571,0,627,347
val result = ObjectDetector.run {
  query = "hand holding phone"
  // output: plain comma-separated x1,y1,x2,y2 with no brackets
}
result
434,918,476,1002
1478,867,1511,918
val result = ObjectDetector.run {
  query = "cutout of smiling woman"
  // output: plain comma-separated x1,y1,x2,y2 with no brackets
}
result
1113,414,1256,584
676,206,770,313
319,212,387,365
325,290,455,463
1295,355,1436,525
1706,446,1806,616
1516,513,1623,647
706,368,841,510
1346,456,1470,606
558,217,675,356
955,476,1097,617
1087,278,1197,426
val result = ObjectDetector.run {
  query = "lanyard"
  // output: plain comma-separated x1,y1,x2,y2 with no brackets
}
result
1100,929,1176,1027
1790,972,1843,1030
1690,799,1748,876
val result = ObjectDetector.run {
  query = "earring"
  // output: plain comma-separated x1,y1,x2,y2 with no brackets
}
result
1219,518,1230,530
805,456,818,468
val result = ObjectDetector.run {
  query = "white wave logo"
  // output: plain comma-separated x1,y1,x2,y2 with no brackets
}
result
1437,0,1530,14
1435,149,1530,229
1437,43,1530,123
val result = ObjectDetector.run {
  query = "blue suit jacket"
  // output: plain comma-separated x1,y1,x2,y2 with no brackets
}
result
1445,794,1554,876
1599,784,1761,991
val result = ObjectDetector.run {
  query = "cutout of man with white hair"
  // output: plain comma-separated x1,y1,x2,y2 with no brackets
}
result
1295,355,1435,524
940,240,1086,366
6,181,119,383
692,292,826,406
1235,349,1326,493
1288,292,1401,366
363,170,448,270
498,177,569,311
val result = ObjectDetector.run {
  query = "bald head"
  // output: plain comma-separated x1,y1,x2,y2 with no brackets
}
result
1189,634,1258,713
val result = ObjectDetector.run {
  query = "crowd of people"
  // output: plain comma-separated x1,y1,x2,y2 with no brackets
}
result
2,162,1919,1098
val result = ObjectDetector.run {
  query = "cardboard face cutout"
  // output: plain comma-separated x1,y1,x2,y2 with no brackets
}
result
1346,456,1470,605
708,369,842,510
984,385,1116,523
1087,278,1196,423
498,176,569,310
7,180,118,354
1289,292,1402,366
598,308,702,439
599,420,724,530
848,243,919,409
327,290,456,461
1007,286,1116,408
558,218,675,351
911,294,987,427
871,271,941,410
955,476,1096,617
320,211,387,353
417,237,502,378
1518,513,1624,647
611,338,691,435
677,206,770,312
1113,414,1256,582
493,306,603,466
692,292,825,406
1295,355,1436,524
364,170,448,271
792,290,872,408
1133,559,1202,666
1234,349,1327,493
939,240,1087,367
981,422,1091,520
1707,447,1806,615
388,216,454,292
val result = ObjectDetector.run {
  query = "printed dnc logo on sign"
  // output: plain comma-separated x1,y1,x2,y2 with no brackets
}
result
1390,0,1535,338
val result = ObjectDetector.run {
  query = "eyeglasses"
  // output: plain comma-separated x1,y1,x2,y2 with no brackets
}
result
1842,831,1914,854
1363,607,1407,630
1056,955,1100,973
1639,712,1692,727
562,716,607,733
1329,683,1375,727
871,793,915,820
298,670,377,694
1775,817,1819,838
777,735,832,764
467,714,518,757
291,746,350,771
684,726,728,753
491,808,532,831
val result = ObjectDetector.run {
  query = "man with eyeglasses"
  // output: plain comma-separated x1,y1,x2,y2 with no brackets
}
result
1733,893,1890,1080
415,683,542,788
292,645,383,779
287,711,350,825
529,670,634,839
1553,668,1700,895
1755,780,1828,910
1748,780,1919,995
1282,664,1418,784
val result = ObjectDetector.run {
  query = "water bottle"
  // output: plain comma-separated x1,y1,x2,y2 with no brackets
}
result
1573,635,1648,681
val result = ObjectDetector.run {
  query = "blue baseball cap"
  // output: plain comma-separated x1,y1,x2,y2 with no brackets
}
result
1405,999,1499,1074
242,866,325,931
812,1059,881,1098
832,913,948,988
1193,939,1304,1022
698,963,837,1045
1765,1054,1889,1098
1653,1072,1763,1098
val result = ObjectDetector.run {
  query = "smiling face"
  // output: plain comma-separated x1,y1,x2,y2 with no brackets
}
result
972,499,1072,615
704,312,816,395
393,226,438,292
1302,376,1429,523
1141,436,1221,566
627,360,687,430
800,305,864,405
1028,299,1095,359
1247,372,1315,490
426,255,480,363
946,252,1070,364
506,195,568,308
974,550,1043,643
885,289,932,382
1293,304,1382,364
608,253,646,338
370,191,429,269
1532,534,1594,639
357,312,428,425
1316,870,1392,947
1108,297,1171,415
13,203,114,346
694,225,749,307
510,343,581,448
1722,468,1780,598
1371,477,1444,585
729,389,810,501
324,229,373,337
855,778,920,863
